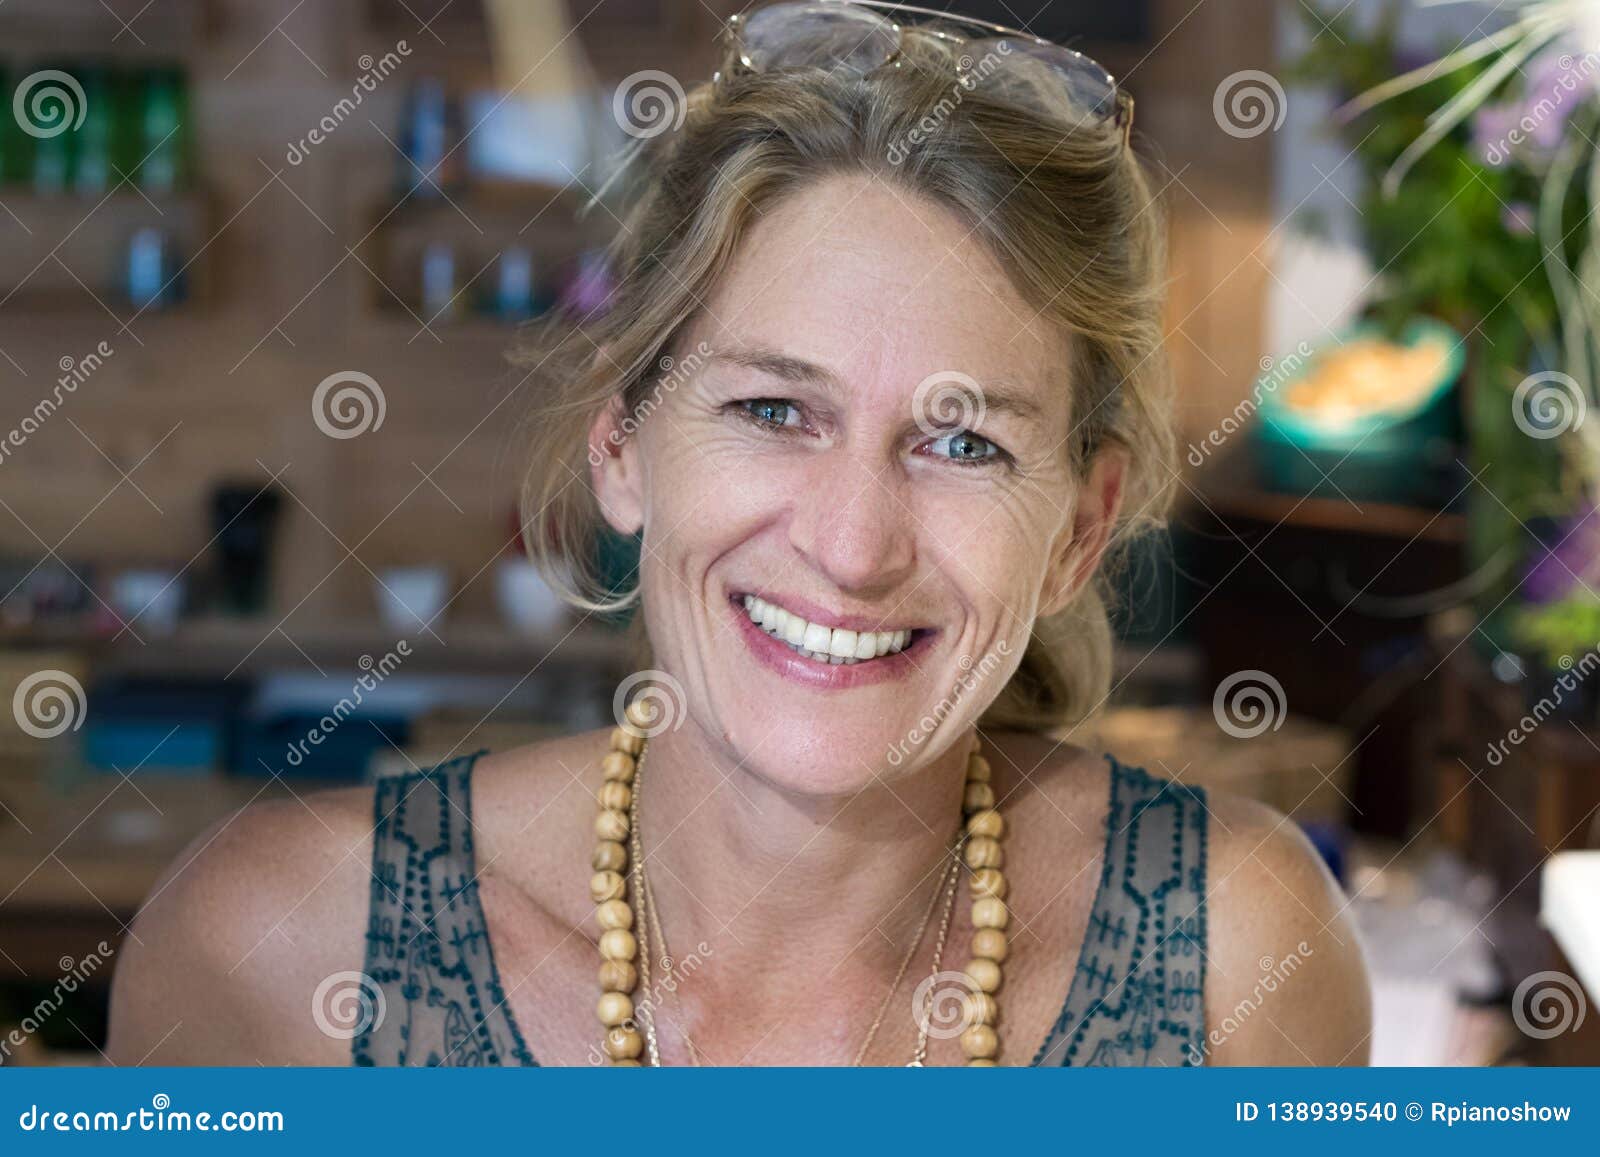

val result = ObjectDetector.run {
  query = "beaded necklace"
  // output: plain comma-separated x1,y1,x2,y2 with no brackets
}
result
589,710,1009,1066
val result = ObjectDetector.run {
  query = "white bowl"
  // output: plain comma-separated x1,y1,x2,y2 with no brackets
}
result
375,566,449,632
495,557,567,634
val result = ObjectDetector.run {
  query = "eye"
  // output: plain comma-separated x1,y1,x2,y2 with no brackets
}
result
928,429,1004,464
739,398,801,429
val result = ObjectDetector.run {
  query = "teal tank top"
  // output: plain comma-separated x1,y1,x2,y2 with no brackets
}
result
352,751,1208,1067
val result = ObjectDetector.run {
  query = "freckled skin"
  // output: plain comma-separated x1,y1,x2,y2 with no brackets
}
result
107,174,1371,1069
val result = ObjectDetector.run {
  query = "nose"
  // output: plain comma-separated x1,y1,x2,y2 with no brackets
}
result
787,449,916,594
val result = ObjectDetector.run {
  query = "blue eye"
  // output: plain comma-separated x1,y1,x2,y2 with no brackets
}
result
742,399,798,428
930,429,1000,462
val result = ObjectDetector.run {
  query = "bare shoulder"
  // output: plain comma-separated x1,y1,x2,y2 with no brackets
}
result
107,782,376,1065
1200,790,1373,1066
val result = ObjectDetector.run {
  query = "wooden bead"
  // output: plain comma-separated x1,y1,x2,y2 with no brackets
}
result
966,753,991,783
598,781,632,811
601,750,636,782
594,808,630,842
966,809,1004,839
598,928,638,962
971,897,1009,930
611,1058,642,1066
596,990,634,1027
592,841,628,873
609,727,644,755
590,870,626,903
960,1024,998,1059
963,837,1003,871
966,1058,997,1067
964,957,1002,993
624,700,656,731
603,1026,643,1059
968,867,1007,899
963,782,995,813
596,898,633,930
599,960,638,993
963,991,999,1026
972,928,1009,962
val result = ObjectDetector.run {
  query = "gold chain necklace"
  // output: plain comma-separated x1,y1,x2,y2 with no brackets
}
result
590,710,1009,1066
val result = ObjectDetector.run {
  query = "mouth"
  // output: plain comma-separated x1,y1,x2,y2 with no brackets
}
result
728,592,931,687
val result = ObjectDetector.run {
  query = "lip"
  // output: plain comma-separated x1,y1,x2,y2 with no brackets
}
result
728,593,934,689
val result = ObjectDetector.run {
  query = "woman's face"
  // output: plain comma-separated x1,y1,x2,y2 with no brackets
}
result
594,173,1126,793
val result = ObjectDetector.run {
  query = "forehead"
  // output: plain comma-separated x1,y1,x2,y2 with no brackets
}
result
695,173,1070,406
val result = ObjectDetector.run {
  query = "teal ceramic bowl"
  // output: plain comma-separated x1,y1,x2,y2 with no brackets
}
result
1252,318,1464,503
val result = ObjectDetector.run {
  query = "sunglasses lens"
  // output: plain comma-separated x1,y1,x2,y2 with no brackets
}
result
976,37,1120,129
741,2,899,73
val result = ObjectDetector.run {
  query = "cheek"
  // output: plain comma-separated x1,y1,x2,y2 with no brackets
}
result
915,488,1064,620
638,422,800,550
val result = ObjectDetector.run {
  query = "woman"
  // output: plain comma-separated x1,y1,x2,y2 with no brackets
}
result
109,1,1371,1067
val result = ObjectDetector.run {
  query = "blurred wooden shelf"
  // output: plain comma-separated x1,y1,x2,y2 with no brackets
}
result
0,614,636,677
1193,481,1469,545
0,187,211,313
0,0,213,55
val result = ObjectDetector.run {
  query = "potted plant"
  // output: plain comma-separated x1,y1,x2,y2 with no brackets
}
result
1292,1,1600,667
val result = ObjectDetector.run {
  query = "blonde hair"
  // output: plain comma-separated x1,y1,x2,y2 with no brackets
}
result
517,27,1174,732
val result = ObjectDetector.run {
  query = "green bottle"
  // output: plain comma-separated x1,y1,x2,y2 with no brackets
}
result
0,66,15,185
136,66,188,193
23,63,82,193
72,66,116,194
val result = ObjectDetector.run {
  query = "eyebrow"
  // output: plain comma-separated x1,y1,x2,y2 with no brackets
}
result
710,344,1049,424
711,347,842,388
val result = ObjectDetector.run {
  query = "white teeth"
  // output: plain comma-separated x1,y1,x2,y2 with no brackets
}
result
740,596,915,666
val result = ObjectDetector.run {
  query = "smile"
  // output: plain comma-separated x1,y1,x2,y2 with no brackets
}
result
738,594,916,665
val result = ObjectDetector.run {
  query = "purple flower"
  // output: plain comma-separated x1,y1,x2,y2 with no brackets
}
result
1502,201,1536,235
1522,506,1600,604
1473,102,1521,167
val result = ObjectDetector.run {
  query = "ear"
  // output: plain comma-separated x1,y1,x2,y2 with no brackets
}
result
1039,445,1129,618
588,396,646,536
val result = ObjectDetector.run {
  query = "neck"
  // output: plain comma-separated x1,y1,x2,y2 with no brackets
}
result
633,726,973,1016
